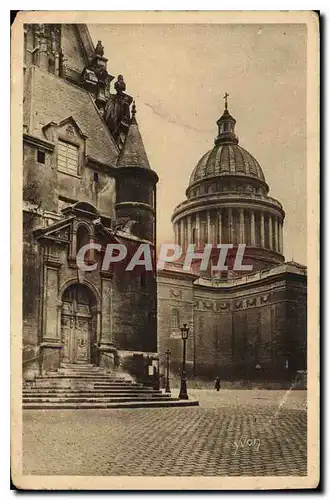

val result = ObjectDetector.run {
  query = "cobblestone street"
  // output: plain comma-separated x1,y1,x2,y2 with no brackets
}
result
23,390,307,476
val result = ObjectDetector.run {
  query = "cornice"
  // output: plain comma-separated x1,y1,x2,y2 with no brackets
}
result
23,133,55,152
172,193,285,223
186,173,269,195
86,155,117,175
115,201,155,215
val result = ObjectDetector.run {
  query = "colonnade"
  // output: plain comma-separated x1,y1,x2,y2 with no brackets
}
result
174,208,283,254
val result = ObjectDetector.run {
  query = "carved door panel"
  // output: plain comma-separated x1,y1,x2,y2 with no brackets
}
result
75,316,90,363
61,314,72,362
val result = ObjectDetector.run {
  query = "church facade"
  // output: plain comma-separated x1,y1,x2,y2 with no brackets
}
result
157,99,307,383
23,24,158,383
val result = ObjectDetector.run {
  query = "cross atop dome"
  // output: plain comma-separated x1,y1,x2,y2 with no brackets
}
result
223,92,229,110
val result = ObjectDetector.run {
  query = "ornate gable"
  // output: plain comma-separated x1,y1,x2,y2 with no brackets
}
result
34,216,75,245
42,116,88,146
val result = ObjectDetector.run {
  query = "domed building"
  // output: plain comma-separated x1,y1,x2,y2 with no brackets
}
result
158,98,307,385
171,99,285,275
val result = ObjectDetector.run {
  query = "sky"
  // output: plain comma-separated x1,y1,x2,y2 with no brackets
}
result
89,23,307,264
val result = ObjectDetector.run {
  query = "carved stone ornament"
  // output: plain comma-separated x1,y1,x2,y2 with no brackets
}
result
65,124,75,137
260,293,270,303
248,297,257,307
170,289,182,299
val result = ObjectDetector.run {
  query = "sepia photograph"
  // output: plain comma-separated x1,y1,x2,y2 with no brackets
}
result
11,10,319,490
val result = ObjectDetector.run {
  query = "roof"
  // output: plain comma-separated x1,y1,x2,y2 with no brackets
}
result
24,66,119,166
117,115,151,170
189,143,266,186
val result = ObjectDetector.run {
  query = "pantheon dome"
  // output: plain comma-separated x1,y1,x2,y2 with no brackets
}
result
171,98,285,274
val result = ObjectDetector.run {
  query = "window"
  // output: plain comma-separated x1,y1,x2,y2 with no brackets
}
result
93,172,99,183
171,309,180,329
57,140,79,175
37,150,45,164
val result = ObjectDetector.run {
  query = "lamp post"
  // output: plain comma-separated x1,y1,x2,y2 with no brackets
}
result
165,349,171,393
179,323,189,400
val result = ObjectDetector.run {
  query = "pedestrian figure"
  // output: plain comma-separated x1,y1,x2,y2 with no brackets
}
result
215,376,221,391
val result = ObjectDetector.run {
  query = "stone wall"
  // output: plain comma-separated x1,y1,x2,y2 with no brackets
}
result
157,267,307,382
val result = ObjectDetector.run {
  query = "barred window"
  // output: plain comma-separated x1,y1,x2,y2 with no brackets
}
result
57,140,79,175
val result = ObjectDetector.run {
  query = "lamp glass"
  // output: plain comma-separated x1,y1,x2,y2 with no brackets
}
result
180,324,189,340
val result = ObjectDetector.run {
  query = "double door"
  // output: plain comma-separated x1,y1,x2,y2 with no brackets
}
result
61,285,94,364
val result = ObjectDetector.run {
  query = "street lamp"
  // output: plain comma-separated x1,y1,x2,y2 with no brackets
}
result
179,323,189,400
165,349,171,393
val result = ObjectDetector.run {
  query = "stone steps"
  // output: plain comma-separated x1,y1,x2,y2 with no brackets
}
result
23,363,199,409
37,374,136,381
32,380,143,387
23,388,162,395
23,395,173,404
23,400,199,410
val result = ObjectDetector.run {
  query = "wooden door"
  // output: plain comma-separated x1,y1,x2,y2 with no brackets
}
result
61,285,93,364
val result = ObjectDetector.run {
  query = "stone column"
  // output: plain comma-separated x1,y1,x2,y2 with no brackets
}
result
96,307,101,343
180,218,184,249
218,211,222,244
274,218,279,252
250,211,256,246
38,30,49,71
55,52,60,76
228,208,233,243
187,215,192,247
206,211,211,243
56,301,62,344
100,277,113,346
174,223,179,245
98,277,116,369
279,222,283,254
196,212,201,248
239,209,245,243
260,212,265,248
269,215,273,250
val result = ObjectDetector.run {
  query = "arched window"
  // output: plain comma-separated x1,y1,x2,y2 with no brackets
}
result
171,309,180,329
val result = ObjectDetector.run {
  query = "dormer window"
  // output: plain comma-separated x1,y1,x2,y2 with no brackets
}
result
57,140,79,175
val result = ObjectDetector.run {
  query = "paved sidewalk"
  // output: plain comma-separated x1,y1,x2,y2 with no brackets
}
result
23,390,307,477
174,388,307,411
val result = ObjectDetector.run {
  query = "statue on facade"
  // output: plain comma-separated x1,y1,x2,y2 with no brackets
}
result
95,40,104,57
114,75,126,94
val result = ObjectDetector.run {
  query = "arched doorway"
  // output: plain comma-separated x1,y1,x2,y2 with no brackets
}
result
61,284,97,364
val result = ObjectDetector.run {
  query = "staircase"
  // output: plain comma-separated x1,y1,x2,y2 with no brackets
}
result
23,363,199,409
